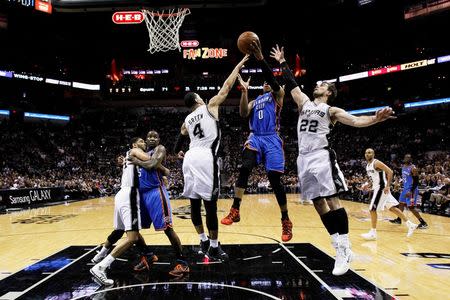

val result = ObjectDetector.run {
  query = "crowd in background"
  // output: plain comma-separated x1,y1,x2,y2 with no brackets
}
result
1,105,448,215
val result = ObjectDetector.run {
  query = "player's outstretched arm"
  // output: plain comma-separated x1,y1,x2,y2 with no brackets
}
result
237,73,254,117
330,106,396,127
129,145,166,171
250,41,285,106
208,54,249,108
270,45,309,110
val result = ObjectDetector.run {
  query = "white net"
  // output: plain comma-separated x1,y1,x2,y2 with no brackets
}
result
142,8,191,54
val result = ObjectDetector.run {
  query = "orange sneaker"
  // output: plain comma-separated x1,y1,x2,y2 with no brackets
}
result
281,219,293,242
134,254,158,272
169,261,190,278
221,207,240,225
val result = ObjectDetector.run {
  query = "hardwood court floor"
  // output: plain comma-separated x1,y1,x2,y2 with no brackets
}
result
1,194,449,299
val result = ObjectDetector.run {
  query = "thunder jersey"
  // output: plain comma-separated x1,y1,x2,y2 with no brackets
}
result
249,92,280,135
402,164,415,190
121,150,139,188
138,148,163,190
185,105,221,155
297,101,333,154
366,159,386,190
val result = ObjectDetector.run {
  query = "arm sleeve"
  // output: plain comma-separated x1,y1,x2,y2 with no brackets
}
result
259,59,280,92
173,134,188,153
280,61,298,93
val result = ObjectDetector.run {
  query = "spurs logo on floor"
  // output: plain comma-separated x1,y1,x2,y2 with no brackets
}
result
11,214,77,224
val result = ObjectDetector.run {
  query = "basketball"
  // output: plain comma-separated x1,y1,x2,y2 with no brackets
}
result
237,31,259,54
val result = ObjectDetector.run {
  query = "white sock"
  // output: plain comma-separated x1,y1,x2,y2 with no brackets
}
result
98,246,109,256
339,234,350,248
370,228,377,233
199,233,208,242
331,233,339,248
210,239,218,248
98,254,115,269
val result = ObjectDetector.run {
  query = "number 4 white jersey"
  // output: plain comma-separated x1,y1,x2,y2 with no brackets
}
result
185,105,221,154
298,101,333,155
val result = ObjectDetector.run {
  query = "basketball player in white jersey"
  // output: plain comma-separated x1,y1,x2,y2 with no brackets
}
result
271,45,395,276
90,137,150,285
174,54,249,261
361,148,417,240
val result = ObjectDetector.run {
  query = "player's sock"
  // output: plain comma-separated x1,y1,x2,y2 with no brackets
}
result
210,239,218,248
98,246,109,257
199,233,208,242
334,208,349,235
281,211,289,220
98,254,115,269
418,217,425,224
232,197,241,209
320,211,338,235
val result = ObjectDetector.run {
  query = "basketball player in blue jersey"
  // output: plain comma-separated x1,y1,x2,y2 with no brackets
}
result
221,41,293,242
129,130,189,278
390,154,428,228
271,45,395,275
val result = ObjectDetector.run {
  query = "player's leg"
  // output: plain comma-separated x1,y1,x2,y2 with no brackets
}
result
91,188,140,285
204,198,228,261
267,171,292,242
133,190,158,270
361,190,380,240
326,197,352,276
221,148,257,225
190,198,210,253
92,229,125,263
390,190,407,224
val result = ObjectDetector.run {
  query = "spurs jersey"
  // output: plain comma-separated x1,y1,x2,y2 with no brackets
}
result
298,101,333,154
121,150,140,188
366,159,386,190
185,105,221,154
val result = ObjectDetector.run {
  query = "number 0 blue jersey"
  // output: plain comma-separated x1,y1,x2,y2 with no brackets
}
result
249,92,280,135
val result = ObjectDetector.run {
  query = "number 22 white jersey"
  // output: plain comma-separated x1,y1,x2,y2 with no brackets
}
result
185,105,221,155
298,101,333,155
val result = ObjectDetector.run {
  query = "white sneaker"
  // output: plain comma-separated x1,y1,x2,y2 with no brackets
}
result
91,251,107,264
361,230,377,241
332,246,353,276
406,221,418,237
90,265,114,286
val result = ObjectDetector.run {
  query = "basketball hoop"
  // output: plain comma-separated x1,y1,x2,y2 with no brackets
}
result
142,8,191,54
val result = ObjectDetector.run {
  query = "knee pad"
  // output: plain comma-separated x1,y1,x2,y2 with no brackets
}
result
107,229,124,244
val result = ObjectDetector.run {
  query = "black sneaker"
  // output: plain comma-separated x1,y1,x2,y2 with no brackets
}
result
389,218,402,225
205,243,229,262
418,222,428,229
199,239,210,254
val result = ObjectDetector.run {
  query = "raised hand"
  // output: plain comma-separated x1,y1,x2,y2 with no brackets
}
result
237,74,251,92
270,44,285,63
237,54,250,69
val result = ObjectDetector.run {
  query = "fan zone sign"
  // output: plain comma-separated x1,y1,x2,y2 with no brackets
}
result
183,48,228,60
